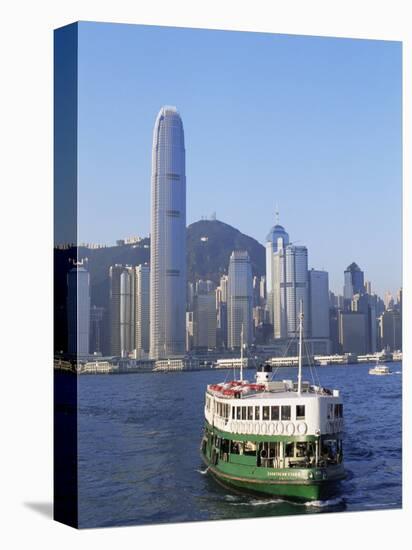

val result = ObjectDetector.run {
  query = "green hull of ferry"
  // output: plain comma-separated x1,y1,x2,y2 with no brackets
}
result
201,422,346,501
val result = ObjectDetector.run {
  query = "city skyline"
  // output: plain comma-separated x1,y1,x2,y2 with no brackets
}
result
76,22,402,299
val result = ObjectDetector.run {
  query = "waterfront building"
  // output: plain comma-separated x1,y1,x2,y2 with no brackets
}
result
186,311,194,351
150,106,186,359
343,262,364,310
109,265,135,357
351,292,377,353
216,300,228,349
265,219,289,324
379,309,402,351
308,269,330,340
338,311,367,355
90,305,104,355
193,292,217,349
134,264,150,356
67,263,90,357
228,250,253,348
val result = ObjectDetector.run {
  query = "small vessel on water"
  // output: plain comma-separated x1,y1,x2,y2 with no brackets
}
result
369,362,391,376
200,304,346,501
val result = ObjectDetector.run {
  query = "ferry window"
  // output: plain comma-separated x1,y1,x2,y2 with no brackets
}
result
281,406,291,421
236,406,241,420
285,442,294,457
230,440,242,454
244,441,257,456
296,442,307,457
270,406,279,421
263,406,270,420
255,406,260,420
334,404,340,418
335,404,343,418
327,403,334,419
242,406,247,420
232,407,235,420
296,405,305,420
247,406,253,420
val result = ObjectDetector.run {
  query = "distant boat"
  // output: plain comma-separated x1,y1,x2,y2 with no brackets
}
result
369,362,391,376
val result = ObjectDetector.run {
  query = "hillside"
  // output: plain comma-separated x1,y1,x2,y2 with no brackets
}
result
186,219,265,283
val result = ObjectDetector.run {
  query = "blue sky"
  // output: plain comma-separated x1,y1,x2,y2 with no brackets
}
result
77,22,402,297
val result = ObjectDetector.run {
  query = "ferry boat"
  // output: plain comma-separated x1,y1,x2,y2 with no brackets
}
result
369,363,391,376
200,306,346,501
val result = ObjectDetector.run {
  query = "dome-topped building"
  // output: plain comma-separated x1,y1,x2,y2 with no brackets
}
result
265,215,290,324
266,223,290,251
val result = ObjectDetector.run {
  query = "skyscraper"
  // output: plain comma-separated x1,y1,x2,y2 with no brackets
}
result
193,292,217,350
343,262,364,309
272,242,309,339
265,219,289,323
150,106,186,359
109,265,135,357
67,263,90,357
228,250,253,348
308,269,330,339
134,265,150,357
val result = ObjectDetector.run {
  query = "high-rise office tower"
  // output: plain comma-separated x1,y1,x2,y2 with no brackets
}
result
343,262,364,309
227,250,253,348
134,265,150,356
109,265,135,357
220,274,229,303
272,243,309,339
308,269,330,339
150,106,186,359
67,263,90,357
352,292,377,353
193,292,217,349
265,219,289,323
284,246,309,337
338,311,367,354
379,309,402,351
90,305,104,354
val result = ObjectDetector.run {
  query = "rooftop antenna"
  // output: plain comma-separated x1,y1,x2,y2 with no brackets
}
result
275,204,280,225
297,299,304,394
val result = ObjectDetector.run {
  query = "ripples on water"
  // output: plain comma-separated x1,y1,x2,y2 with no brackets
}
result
76,363,402,528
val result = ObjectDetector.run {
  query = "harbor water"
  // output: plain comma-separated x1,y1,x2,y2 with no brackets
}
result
76,363,402,528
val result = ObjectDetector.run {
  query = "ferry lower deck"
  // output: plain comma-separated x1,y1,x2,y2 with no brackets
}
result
201,421,346,501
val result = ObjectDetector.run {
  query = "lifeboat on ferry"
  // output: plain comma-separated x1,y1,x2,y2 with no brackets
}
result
247,383,266,391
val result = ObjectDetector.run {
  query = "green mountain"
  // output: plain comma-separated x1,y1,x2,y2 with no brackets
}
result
187,219,265,283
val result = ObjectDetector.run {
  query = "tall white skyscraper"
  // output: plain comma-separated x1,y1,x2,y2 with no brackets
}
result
150,106,186,359
265,220,289,324
135,265,150,356
67,263,90,357
228,250,253,348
